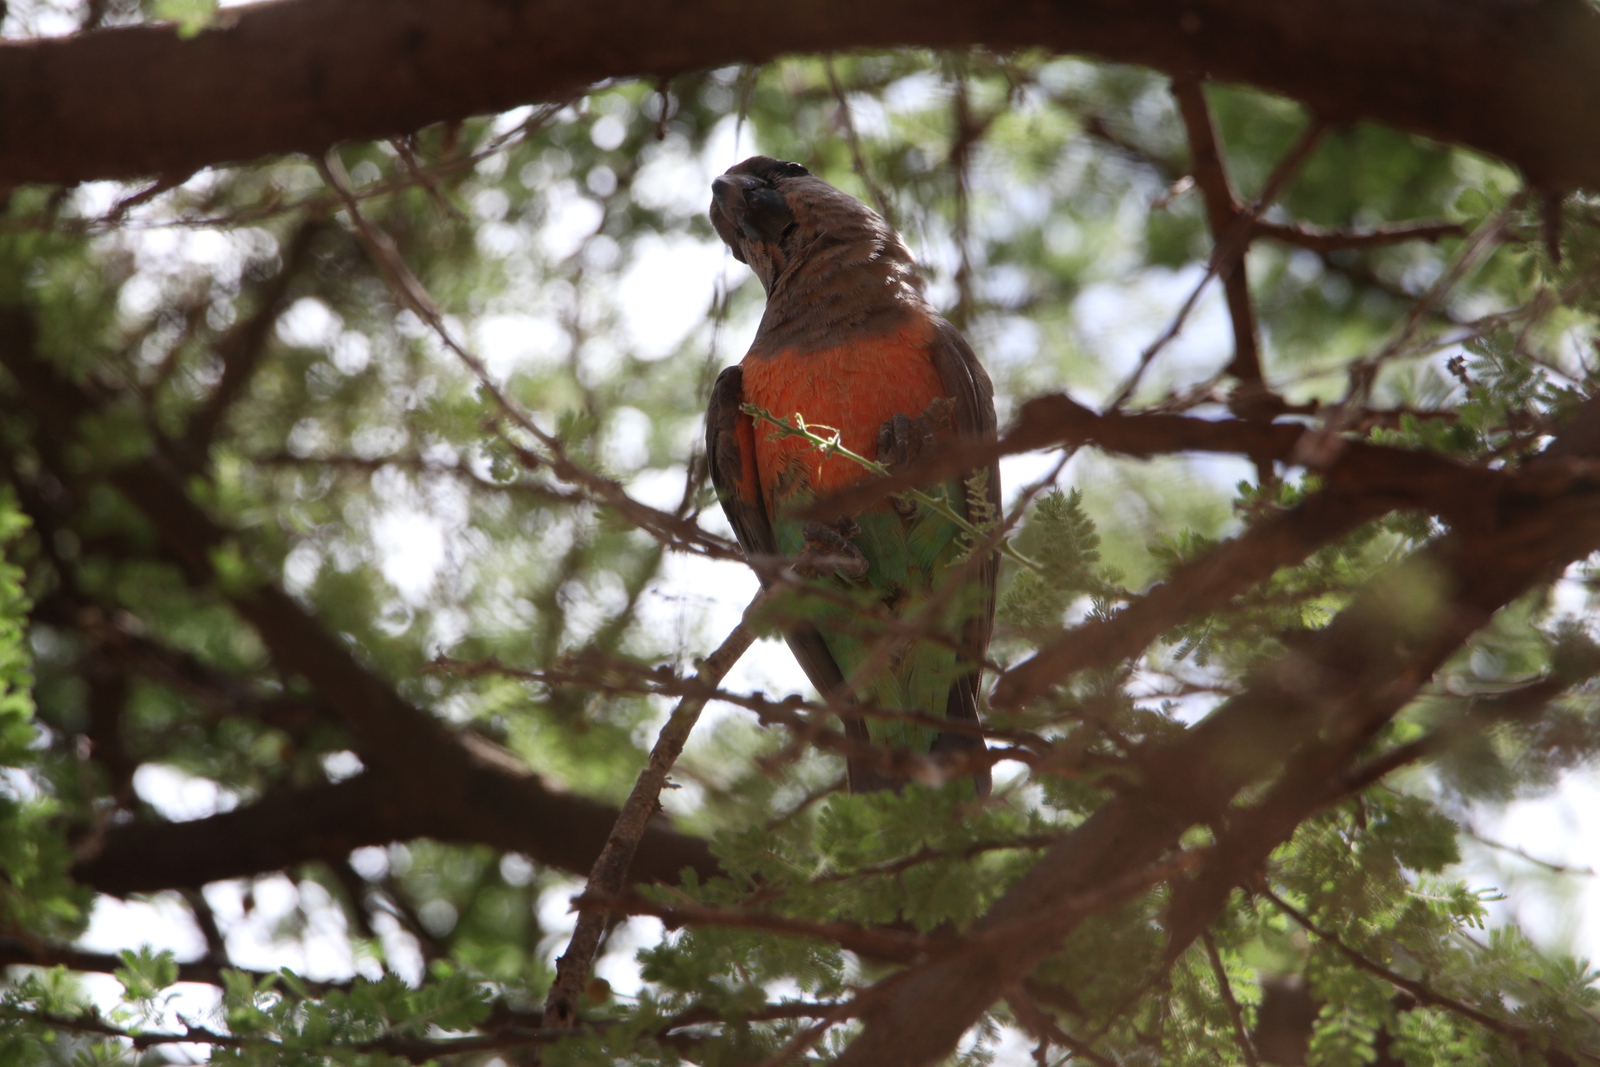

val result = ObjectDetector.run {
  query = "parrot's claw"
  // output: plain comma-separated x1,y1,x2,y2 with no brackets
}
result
795,519,869,580
876,397,955,469
876,411,927,469
877,397,956,519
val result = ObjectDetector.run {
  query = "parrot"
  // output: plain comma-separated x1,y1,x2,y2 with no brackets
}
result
704,155,999,794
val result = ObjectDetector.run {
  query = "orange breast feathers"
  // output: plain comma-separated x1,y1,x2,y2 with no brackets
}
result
740,320,948,507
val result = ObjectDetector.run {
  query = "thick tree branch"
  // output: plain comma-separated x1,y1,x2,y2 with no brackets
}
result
0,306,495,768
72,744,718,895
826,392,1568,711
1158,672,1591,959
105,623,328,741
5,0,1600,189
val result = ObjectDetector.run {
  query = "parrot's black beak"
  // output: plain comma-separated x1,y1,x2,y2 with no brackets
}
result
710,174,760,263
710,172,794,263
710,173,758,207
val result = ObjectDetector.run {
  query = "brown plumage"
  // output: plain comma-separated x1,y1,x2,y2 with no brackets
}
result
706,156,998,793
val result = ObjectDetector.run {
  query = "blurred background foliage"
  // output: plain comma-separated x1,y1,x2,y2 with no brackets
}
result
1,10,1599,1064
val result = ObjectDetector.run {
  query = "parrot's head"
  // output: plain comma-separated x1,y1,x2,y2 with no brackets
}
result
710,156,919,301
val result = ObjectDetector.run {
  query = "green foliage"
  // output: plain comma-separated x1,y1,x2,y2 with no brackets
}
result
2,953,490,1067
999,488,1122,645
0,491,87,949
152,0,219,37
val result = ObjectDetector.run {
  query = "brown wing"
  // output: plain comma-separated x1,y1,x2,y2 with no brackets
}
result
924,317,1000,795
706,365,776,561
707,367,872,773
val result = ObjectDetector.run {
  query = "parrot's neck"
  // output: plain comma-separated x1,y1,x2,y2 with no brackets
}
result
751,233,929,357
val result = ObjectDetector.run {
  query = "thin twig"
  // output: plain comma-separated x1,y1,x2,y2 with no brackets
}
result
29,101,572,236
748,997,865,1067
824,56,897,229
1252,218,1465,252
1336,194,1525,412
316,149,733,560
1263,888,1598,1062
1007,992,1119,1067
388,135,469,220
744,834,1065,907
743,404,1038,570
432,653,1052,793
949,69,984,330
0,937,348,994
101,173,190,226
1201,931,1259,1067
3,999,856,1063
542,593,767,1027
1463,827,1597,877
429,655,1041,748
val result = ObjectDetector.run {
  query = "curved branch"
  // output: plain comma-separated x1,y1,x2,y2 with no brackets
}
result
0,936,349,993
73,749,719,896
3,0,1600,188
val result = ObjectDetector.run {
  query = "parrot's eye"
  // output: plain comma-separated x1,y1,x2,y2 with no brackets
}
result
770,161,809,178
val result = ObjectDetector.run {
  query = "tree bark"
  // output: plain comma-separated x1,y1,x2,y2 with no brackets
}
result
3,0,1599,189
72,758,720,896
